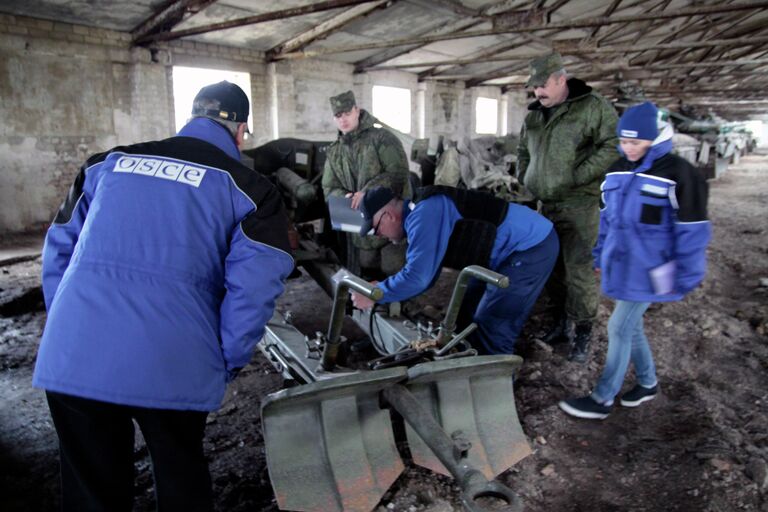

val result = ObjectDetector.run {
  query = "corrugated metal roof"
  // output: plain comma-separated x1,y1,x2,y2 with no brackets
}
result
2,0,767,119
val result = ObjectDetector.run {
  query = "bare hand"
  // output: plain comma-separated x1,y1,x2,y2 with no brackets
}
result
350,291,375,310
351,280,379,310
346,191,365,209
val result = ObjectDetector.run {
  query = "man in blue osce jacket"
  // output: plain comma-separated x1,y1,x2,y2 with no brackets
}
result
33,81,294,511
350,186,559,355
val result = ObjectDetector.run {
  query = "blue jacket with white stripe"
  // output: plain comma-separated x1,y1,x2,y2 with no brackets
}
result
593,134,711,302
33,118,294,411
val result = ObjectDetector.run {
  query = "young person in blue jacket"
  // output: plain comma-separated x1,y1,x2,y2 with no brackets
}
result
349,185,558,355
33,82,294,510
559,101,711,420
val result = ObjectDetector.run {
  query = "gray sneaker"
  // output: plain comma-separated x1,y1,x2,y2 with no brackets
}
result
619,384,658,407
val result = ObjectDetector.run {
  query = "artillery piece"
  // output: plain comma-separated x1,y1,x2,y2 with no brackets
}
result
243,139,532,512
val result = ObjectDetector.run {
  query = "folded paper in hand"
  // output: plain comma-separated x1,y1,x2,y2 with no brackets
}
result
649,260,676,295
328,195,366,234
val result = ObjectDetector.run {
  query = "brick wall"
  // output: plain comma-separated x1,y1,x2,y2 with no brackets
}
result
0,15,133,232
0,14,268,233
271,58,356,141
0,13,518,233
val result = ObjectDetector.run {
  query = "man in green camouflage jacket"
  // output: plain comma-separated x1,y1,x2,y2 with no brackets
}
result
322,90,411,277
516,52,619,363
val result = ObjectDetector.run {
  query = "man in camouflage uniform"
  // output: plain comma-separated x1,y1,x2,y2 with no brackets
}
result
322,90,411,277
516,52,619,363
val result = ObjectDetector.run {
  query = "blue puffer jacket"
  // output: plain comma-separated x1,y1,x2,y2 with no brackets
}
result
593,125,711,302
33,118,294,411
378,194,552,303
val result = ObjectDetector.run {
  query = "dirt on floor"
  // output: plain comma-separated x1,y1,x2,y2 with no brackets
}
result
1,153,767,512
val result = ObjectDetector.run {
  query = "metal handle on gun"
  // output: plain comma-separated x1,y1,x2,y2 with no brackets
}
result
320,269,382,371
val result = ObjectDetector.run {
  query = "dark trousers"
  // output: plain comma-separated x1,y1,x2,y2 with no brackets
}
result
46,391,213,512
459,228,559,354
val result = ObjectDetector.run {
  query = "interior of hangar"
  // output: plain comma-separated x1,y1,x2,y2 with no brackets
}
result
1,0,767,233
1,2,768,512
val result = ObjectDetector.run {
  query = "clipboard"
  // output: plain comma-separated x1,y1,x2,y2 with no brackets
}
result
328,195,367,234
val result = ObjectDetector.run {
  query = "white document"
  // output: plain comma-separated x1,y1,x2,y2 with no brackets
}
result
649,261,676,295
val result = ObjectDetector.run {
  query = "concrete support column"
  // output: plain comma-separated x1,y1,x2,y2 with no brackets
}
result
417,82,427,139
353,73,373,112
500,94,509,135
267,62,279,140
506,89,529,137
458,86,471,140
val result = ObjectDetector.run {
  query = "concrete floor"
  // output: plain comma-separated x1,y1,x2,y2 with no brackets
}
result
0,231,45,265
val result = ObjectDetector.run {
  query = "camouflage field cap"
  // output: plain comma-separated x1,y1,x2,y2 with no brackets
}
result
329,90,356,116
526,52,564,87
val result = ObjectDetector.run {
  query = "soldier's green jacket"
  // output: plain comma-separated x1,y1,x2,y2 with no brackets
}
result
517,78,619,204
322,109,411,249
322,109,410,201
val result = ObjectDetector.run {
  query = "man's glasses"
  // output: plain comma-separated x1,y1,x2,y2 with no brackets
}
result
372,211,387,236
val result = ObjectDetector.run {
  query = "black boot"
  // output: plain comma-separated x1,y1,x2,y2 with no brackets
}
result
542,316,570,345
568,323,592,363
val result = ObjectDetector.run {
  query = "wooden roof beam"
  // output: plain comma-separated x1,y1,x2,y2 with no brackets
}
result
482,0,540,16
353,19,481,71
667,9,758,65
544,0,573,20
629,0,672,46
601,4,711,48
267,0,392,60
364,36,768,70
577,66,768,84
589,0,622,39
633,12,768,67
131,0,217,45
274,1,768,60
422,26,567,79
641,89,768,98
589,0,659,45
488,67,768,86
617,7,717,65
684,24,765,82
426,0,492,18
716,15,768,40
685,99,768,105
708,9,760,40
464,62,529,87
457,26,584,87
492,64,766,91
416,39,528,79
682,43,767,87
607,58,768,71
721,45,768,76
425,0,563,81
496,70,768,90
352,0,517,72
134,0,383,45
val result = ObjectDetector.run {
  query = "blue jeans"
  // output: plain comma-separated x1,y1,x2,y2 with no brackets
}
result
591,300,657,404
